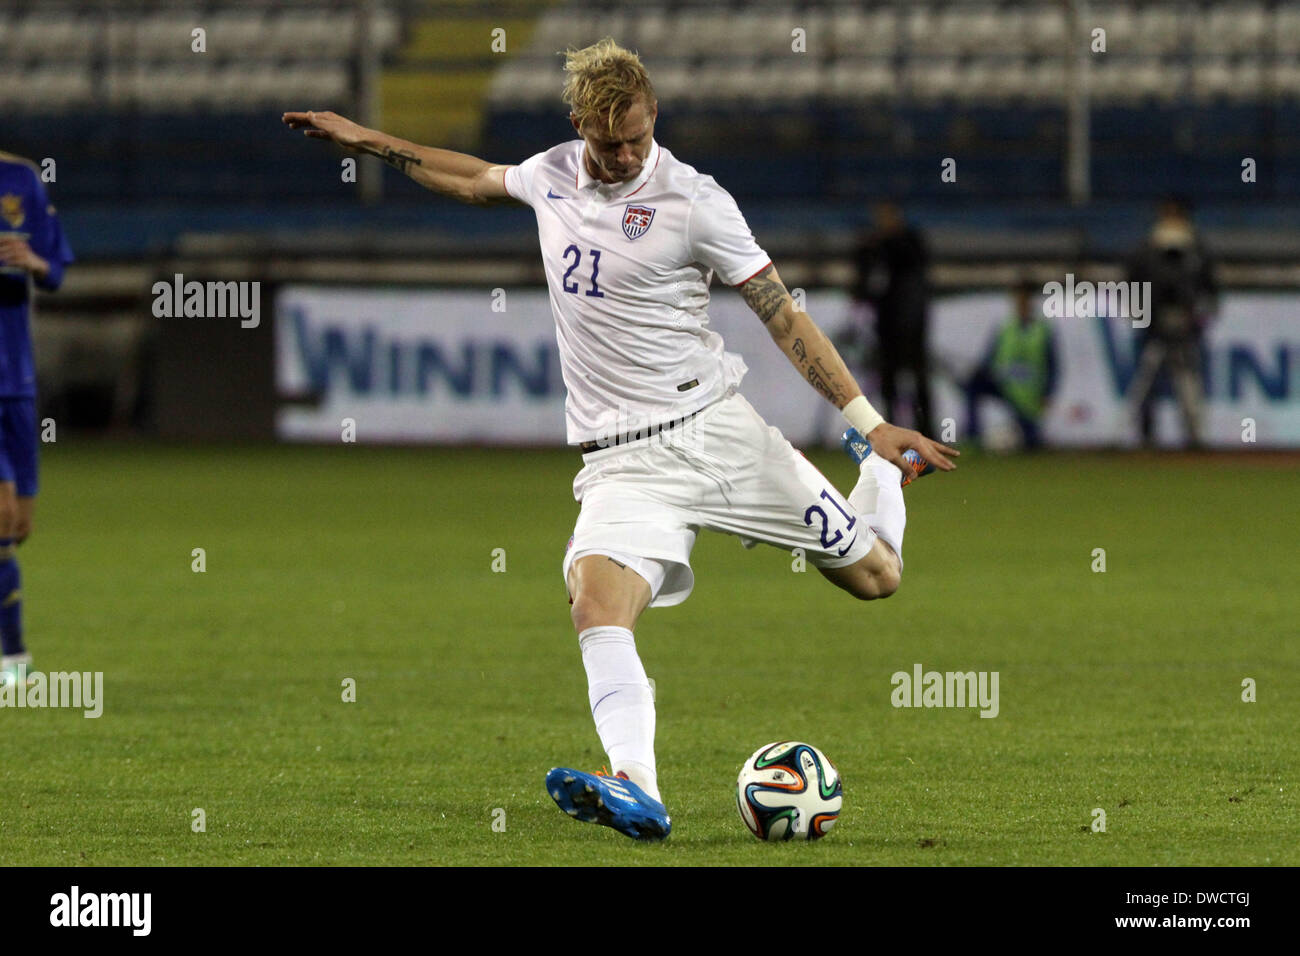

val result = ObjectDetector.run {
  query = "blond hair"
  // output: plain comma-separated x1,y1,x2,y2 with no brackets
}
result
561,37,656,136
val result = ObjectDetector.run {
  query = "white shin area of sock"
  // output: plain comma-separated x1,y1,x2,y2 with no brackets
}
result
578,625,661,802
847,454,907,565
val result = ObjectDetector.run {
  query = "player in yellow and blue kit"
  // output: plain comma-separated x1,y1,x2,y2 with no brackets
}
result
0,151,74,686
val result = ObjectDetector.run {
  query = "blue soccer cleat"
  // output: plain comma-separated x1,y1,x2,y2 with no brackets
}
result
546,767,671,841
840,427,873,465
841,428,936,487
900,449,936,487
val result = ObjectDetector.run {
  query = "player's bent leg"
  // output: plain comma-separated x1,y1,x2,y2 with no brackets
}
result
819,536,902,601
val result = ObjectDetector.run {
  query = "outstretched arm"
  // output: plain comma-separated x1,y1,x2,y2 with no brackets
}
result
282,110,516,206
737,264,958,474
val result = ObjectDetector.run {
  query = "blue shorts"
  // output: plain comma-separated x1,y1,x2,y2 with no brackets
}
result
0,398,38,497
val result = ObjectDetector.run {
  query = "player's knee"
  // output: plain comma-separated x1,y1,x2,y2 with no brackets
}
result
872,562,901,599
570,593,628,633
849,569,899,601
842,555,901,601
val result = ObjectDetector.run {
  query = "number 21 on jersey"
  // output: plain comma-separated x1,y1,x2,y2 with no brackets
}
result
561,244,605,298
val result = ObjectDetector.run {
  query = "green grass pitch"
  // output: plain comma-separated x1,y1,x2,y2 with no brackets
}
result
2,442,1295,865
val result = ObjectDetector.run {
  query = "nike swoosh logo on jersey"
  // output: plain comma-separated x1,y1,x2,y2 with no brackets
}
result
546,188,570,199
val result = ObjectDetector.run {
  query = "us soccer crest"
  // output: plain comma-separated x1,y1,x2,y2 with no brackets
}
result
622,204,655,240
1,194,24,229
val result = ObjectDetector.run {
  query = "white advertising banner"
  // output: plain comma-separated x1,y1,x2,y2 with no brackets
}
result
922,291,1300,449
275,286,566,443
275,285,1300,448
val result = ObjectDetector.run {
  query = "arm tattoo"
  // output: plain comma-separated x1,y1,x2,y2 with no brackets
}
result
738,266,790,324
806,367,836,402
359,144,422,173
755,273,856,406
793,339,851,405
813,357,846,402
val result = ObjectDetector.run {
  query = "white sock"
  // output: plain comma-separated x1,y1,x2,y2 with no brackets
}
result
578,625,661,802
847,453,906,566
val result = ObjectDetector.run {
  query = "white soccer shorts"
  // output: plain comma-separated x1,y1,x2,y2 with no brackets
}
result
562,391,876,606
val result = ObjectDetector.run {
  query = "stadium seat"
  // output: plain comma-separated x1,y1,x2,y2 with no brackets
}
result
826,60,896,101
1023,7,1067,56
10,0,1299,224
1278,9,1300,54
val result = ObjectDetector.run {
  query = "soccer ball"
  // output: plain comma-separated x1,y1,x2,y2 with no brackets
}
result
735,741,842,841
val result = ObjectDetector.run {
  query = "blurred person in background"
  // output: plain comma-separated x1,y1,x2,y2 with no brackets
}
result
0,150,73,687
850,201,934,437
1125,198,1218,449
962,280,1058,451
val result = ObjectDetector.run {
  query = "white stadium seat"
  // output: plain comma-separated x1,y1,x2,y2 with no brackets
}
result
1274,61,1300,96
4,0,1293,115
827,60,896,100
1023,7,1067,56
1274,9,1300,55
855,9,898,56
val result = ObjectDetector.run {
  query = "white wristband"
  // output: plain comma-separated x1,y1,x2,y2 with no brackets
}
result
842,395,885,437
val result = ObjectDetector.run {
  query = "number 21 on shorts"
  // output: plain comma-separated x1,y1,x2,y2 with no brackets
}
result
804,490,857,558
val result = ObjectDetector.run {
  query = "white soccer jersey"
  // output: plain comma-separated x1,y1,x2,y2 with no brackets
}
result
503,138,772,444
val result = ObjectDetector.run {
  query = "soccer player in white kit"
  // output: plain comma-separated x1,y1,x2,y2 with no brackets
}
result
285,37,957,841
